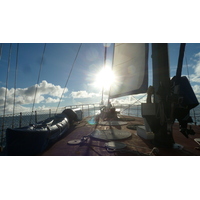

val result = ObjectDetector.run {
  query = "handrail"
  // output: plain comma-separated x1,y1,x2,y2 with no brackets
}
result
1,103,199,148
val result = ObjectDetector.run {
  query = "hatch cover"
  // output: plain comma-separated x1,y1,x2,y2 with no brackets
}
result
67,139,82,145
90,129,131,141
105,141,127,150
99,121,127,126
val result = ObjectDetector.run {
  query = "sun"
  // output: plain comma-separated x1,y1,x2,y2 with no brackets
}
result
94,66,115,90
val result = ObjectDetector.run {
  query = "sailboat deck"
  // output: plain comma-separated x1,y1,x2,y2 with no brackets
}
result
39,115,200,156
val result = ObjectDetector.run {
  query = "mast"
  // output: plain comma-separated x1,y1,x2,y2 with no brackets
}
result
151,43,174,147
152,44,170,102
100,44,107,105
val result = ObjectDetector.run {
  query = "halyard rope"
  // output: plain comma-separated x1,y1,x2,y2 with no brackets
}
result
30,44,46,124
1,44,12,145
185,56,197,125
12,44,19,128
55,43,82,115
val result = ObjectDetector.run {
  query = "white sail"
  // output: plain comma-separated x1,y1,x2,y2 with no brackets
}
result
109,43,148,98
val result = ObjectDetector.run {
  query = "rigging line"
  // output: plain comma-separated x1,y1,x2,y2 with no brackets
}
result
55,43,82,115
12,44,19,128
30,43,46,124
3,43,12,117
132,94,147,104
176,43,186,82
101,43,107,105
2,44,12,142
185,56,197,125
185,56,190,81
108,43,115,101
120,94,147,113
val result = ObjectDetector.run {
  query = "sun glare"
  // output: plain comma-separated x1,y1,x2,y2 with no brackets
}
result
94,67,115,90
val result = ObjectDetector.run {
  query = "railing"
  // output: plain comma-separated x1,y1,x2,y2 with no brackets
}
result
0,104,142,148
1,103,200,149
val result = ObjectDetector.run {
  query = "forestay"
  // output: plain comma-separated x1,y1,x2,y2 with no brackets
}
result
109,43,148,98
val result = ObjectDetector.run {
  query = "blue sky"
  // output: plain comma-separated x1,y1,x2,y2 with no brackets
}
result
0,43,200,114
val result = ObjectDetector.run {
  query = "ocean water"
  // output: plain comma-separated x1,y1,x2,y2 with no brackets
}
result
1,104,200,146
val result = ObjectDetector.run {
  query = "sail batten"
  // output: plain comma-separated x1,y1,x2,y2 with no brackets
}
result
109,43,148,99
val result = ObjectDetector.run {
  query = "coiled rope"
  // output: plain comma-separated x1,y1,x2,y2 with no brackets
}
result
55,43,82,115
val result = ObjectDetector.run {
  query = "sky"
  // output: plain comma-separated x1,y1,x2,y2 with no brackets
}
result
0,43,200,114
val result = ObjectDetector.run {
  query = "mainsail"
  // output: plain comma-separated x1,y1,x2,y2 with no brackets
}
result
109,43,148,98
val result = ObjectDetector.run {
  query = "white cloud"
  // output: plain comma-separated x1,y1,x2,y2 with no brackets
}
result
188,83,200,103
0,104,32,115
71,90,101,99
192,84,200,94
0,80,68,114
45,97,61,103
15,80,67,98
111,93,147,106
193,61,200,76
195,52,200,58
190,52,200,84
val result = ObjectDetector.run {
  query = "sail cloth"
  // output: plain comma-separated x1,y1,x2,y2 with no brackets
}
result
109,43,148,98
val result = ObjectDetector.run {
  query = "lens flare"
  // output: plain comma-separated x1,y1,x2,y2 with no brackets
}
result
94,66,115,90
